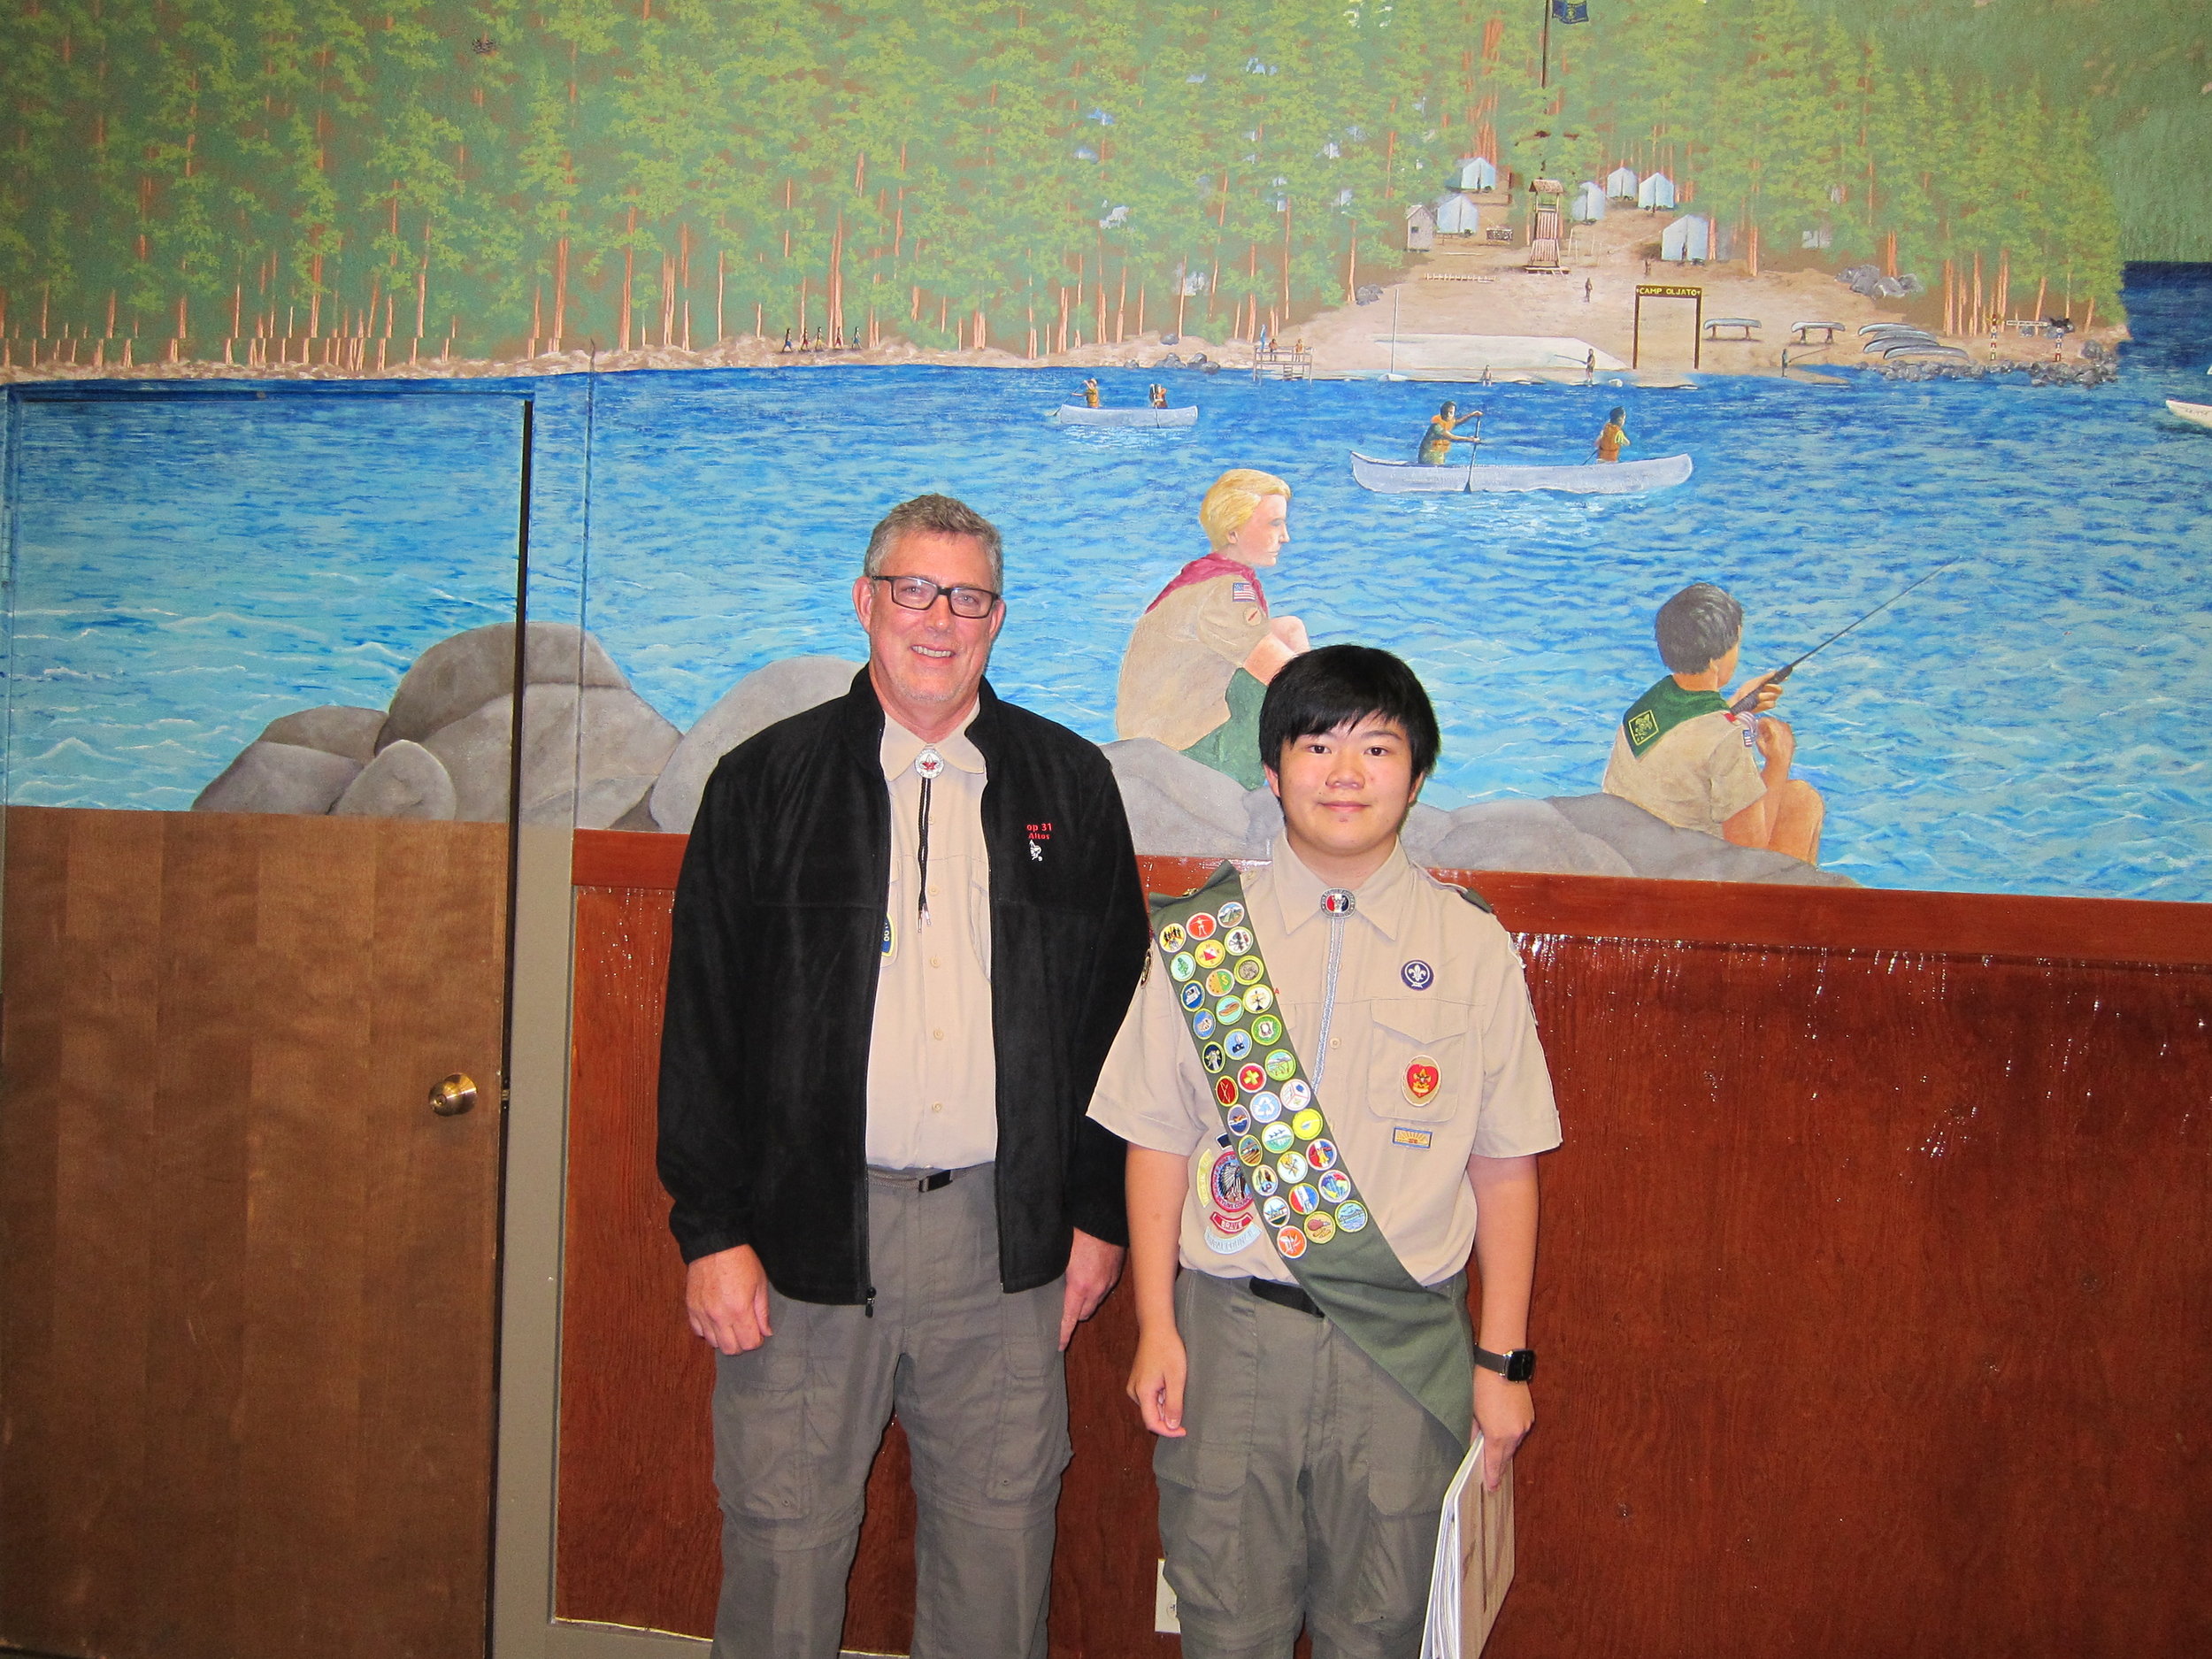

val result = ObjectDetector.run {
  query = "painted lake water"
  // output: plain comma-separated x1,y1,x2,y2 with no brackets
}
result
7,265,2212,899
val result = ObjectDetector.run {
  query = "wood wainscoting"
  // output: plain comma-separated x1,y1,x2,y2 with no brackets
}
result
557,830,2212,1658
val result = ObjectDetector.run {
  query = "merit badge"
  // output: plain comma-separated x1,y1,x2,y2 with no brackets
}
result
1233,957,1265,987
1179,980,1205,1010
1236,1134,1265,1166
1402,1056,1441,1107
1170,952,1196,982
1249,1165,1279,1196
1186,911,1217,941
1206,969,1237,998
1282,1079,1312,1110
1238,1063,1268,1094
915,748,946,780
1291,1108,1325,1141
1391,1125,1435,1149
1217,901,1246,929
1240,987,1271,1017
1276,1226,1308,1259
1261,1122,1295,1154
1225,1029,1253,1061
1216,1079,1240,1107
1214,994,1245,1024
1277,1150,1310,1184
1303,1211,1337,1245
1401,959,1434,990
1202,1042,1226,1073
1156,922,1187,954
1194,939,1226,971
1190,1010,1216,1039
1251,1014,1284,1045
1224,926,1255,956
1336,1200,1371,1232
1306,1137,1339,1171
1261,1194,1290,1227
1320,889,1356,916
1263,1050,1298,1083
1225,1103,1252,1136
1317,1170,1352,1204
1286,1182,1319,1215
1248,1090,1283,1123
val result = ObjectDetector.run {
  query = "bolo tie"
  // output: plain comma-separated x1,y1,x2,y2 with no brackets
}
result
913,747,945,925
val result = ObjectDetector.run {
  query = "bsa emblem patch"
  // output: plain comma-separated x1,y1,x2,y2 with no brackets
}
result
1403,1056,1441,1106
1626,707,1659,748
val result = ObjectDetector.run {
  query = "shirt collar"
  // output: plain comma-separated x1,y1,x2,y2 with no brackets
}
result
880,706,986,780
1264,838,1411,943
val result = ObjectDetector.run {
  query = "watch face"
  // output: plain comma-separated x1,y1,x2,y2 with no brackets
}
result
1505,1349,1537,1384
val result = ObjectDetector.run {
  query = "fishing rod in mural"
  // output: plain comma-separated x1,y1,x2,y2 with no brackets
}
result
0,0,2168,369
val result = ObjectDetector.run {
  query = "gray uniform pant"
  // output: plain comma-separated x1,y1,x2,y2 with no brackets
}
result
710,1164,1071,1659
1157,1270,1466,1659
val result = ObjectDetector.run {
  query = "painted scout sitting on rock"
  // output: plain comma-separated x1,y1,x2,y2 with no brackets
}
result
1090,645,1562,1659
1601,581,1825,866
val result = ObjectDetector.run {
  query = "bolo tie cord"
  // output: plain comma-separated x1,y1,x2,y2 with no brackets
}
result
915,772,933,925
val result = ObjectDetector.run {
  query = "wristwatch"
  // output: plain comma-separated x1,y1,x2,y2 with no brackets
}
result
1474,1346,1537,1383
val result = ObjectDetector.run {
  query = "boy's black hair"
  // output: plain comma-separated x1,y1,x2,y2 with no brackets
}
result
1654,582,1745,676
1258,644,1440,780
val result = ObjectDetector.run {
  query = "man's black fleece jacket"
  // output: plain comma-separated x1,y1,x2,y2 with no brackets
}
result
656,670,1150,1302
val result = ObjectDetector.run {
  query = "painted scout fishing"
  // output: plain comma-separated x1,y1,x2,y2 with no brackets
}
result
1089,645,1562,1659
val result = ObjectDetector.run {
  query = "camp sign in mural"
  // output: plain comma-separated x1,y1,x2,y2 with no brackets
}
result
3,0,2208,902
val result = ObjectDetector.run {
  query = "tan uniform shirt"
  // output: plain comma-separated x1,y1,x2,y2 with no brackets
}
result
1601,709,1766,837
867,712,997,1171
1114,572,1272,749
1088,841,1561,1286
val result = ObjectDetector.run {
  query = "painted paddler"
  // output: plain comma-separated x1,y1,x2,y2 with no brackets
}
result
1601,580,1825,864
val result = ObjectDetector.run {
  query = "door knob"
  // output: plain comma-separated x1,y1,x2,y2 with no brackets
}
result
429,1074,478,1117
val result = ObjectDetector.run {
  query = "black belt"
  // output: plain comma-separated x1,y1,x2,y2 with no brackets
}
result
1248,1278,1324,1318
868,1167,956,1193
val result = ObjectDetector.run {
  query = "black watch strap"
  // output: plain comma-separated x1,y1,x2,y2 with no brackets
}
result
1474,1345,1537,1383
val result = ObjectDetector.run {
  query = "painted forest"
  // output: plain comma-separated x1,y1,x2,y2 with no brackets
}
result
0,0,2196,365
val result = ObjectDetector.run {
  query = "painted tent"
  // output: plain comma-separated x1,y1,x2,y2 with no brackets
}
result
1571,182,1609,222
1639,173,1678,210
1435,193,1484,234
1662,214,1713,261
1606,165,1642,200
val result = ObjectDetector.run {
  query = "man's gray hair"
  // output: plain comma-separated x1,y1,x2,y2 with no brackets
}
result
863,494,1005,589
1654,582,1745,675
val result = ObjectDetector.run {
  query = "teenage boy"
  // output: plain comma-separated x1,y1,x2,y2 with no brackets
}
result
1088,645,1562,1659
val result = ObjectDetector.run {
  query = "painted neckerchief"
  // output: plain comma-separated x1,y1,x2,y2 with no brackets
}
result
1620,675,1732,758
1152,862,1474,1446
1142,555,1270,615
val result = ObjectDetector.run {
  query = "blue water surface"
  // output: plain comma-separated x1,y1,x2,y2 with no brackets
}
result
7,266,2211,898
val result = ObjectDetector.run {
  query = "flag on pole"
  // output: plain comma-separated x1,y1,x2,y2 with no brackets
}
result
1552,0,1590,21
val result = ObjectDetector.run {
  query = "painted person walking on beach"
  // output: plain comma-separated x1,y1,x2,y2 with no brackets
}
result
1417,401,1481,465
1595,406,1629,462
1115,470,1310,790
1601,582,1824,864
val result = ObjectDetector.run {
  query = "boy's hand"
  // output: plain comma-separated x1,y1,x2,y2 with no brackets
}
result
1127,1325,1190,1437
1474,1371,1533,1491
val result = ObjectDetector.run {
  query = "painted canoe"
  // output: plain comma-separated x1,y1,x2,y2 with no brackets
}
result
2165,398,2212,430
1349,450,1694,495
1049,403,1198,427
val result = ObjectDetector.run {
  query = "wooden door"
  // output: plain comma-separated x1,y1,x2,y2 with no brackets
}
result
0,805,510,1659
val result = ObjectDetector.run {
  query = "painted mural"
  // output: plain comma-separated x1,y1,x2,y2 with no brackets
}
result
3,1,2209,902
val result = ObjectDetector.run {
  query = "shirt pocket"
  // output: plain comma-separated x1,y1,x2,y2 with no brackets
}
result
1364,996,1475,1124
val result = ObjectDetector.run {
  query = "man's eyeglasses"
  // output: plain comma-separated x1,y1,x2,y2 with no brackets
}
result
872,575,1001,620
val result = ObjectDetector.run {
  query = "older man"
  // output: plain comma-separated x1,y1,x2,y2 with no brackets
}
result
657,493,1150,1659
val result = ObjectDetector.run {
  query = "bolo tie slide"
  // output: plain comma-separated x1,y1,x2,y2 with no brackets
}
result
914,747,944,925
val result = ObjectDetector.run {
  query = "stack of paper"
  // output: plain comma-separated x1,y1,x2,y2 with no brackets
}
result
1419,1438,1517,1659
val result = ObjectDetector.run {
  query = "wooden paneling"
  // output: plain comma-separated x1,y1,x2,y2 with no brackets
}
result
0,807,510,1659
555,839,2212,1657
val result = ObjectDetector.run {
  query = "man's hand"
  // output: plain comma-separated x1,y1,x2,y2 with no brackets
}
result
1126,1324,1189,1437
687,1245,772,1355
1737,669,1787,715
1059,1229,1125,1350
1474,1371,1533,1492
1754,714,1797,771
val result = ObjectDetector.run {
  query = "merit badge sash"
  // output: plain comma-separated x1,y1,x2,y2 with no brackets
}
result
1154,863,1475,1446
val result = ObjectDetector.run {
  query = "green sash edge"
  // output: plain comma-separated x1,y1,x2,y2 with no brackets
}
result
1621,674,1729,758
1152,862,1475,1446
